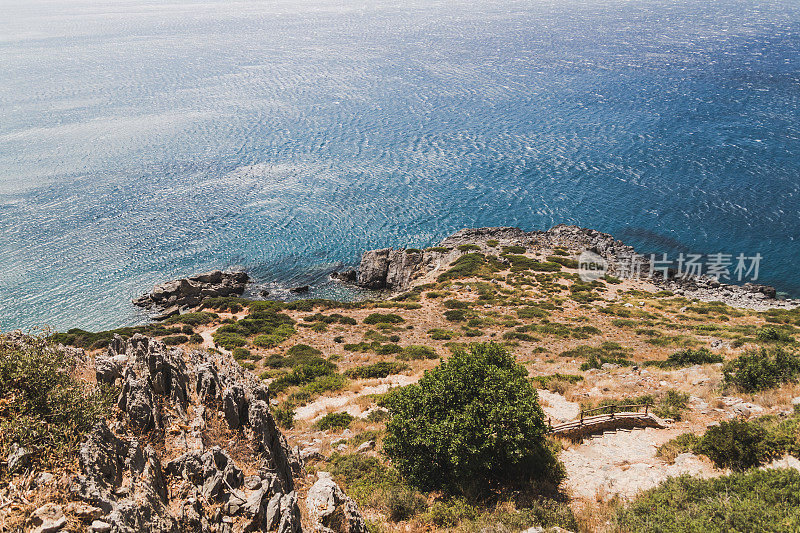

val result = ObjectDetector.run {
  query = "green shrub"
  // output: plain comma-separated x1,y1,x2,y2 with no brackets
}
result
163,311,219,326
443,299,469,309
212,331,248,350
364,313,405,325
345,362,409,379
458,244,481,252
201,296,250,313
269,360,338,393
272,402,295,429
383,343,563,498
616,468,800,531
647,347,723,369
501,254,561,272
530,374,583,388
756,327,795,343
517,306,549,319
314,412,355,431
694,419,771,471
501,245,527,254
426,498,478,527
502,331,537,342
486,240,499,247
232,347,252,360
438,253,489,282
656,433,701,463
444,309,467,322
302,373,347,396
0,335,116,466
375,343,403,355
428,329,458,340
327,453,426,521
399,345,438,360
546,256,579,268
723,347,800,392
653,389,690,420
252,334,284,348
162,334,188,345
189,333,203,344
383,485,427,521
366,409,389,422
287,344,322,358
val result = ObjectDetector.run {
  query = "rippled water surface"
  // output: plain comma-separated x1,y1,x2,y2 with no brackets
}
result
2,0,799,330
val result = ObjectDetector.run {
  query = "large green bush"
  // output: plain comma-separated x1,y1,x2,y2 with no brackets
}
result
0,334,115,467
616,469,800,532
383,343,563,498
723,347,800,392
690,409,800,470
693,419,771,471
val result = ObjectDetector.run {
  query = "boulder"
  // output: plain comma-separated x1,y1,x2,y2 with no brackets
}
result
307,474,367,533
356,248,425,291
354,441,375,454
329,269,357,283
7,443,32,474
29,503,66,533
89,521,112,533
356,248,392,289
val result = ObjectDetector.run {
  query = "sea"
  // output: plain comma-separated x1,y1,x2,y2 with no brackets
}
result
1,0,799,331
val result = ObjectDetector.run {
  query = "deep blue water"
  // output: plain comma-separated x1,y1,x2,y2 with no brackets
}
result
2,0,799,331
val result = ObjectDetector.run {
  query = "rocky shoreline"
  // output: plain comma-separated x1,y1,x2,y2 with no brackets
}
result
133,270,249,319
132,225,798,318
345,224,799,311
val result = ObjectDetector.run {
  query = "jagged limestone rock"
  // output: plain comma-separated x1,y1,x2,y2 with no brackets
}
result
307,474,367,533
356,248,392,289
133,270,248,312
74,337,303,533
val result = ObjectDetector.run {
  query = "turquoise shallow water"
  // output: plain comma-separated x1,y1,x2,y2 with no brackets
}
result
1,0,799,331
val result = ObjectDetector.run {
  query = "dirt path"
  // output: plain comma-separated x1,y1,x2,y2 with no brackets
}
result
537,389,581,422
560,426,718,501
294,375,417,421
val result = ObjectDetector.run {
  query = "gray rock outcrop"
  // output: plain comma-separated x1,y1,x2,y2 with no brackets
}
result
72,334,302,533
356,248,428,291
306,474,367,533
133,270,249,315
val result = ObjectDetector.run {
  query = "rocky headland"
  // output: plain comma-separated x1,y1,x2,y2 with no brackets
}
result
349,225,797,311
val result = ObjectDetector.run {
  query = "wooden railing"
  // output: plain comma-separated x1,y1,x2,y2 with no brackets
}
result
547,403,653,433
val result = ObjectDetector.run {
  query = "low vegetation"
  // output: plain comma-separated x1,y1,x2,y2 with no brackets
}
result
616,469,800,532
0,334,116,467
723,346,800,392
